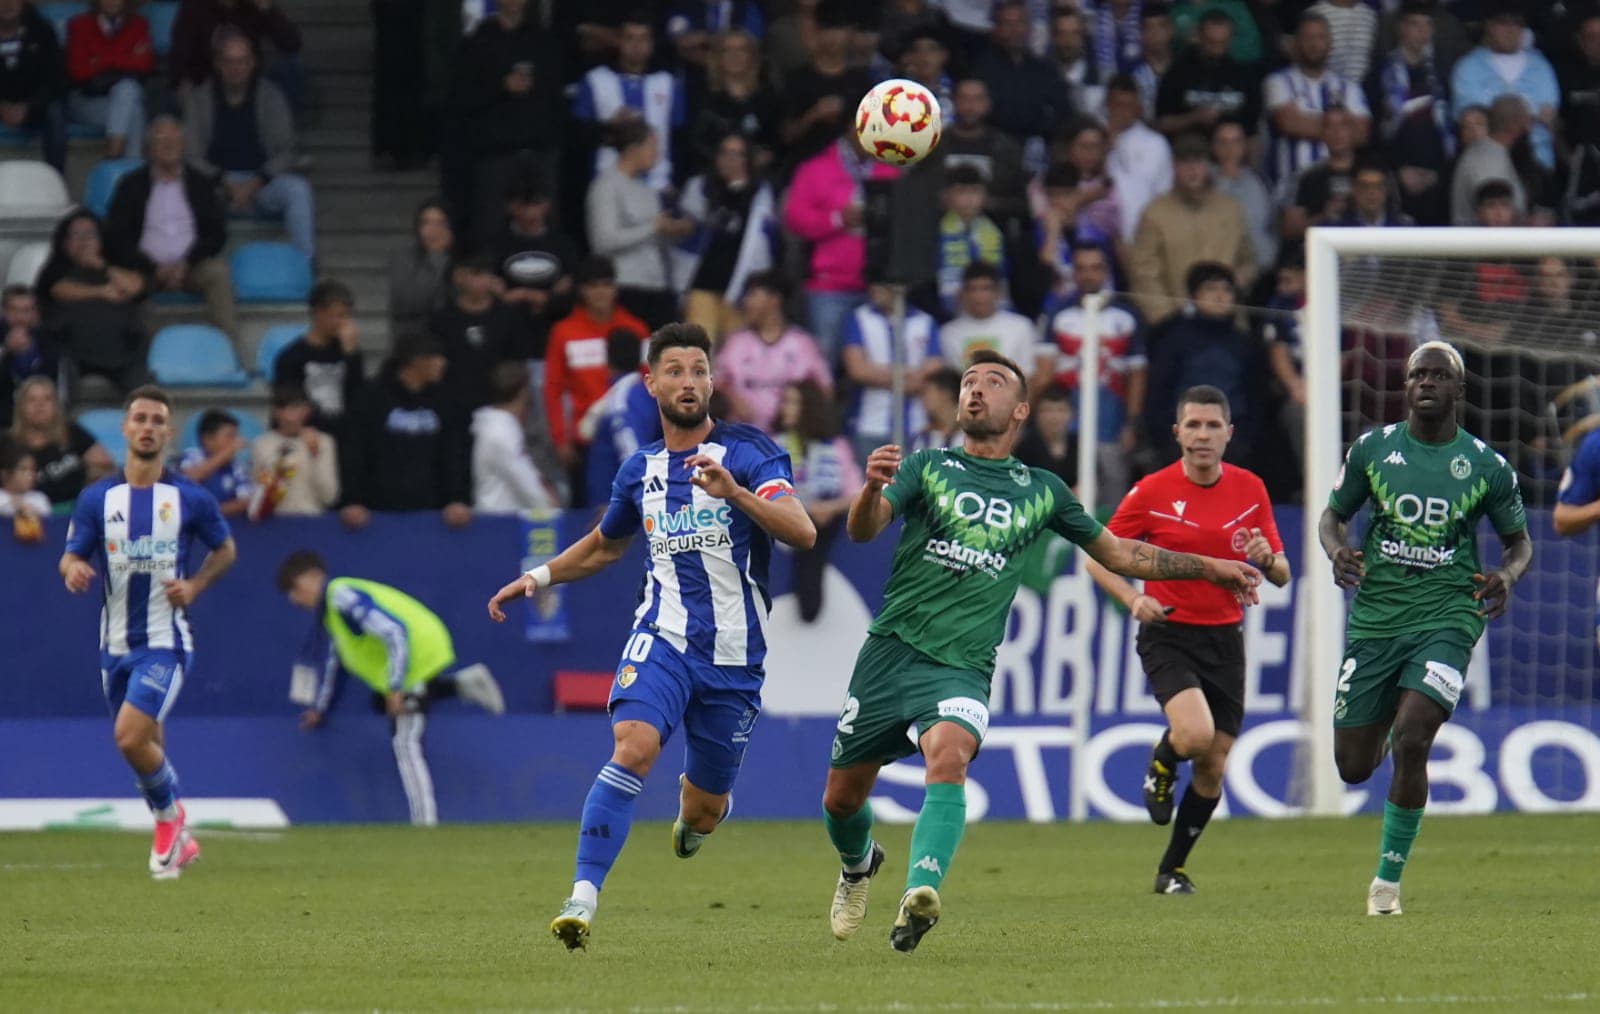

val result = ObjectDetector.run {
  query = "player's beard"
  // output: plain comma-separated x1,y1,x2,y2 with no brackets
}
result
660,398,709,430
959,409,1010,440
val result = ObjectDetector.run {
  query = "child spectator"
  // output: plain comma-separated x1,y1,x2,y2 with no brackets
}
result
1,285,58,429
179,408,253,517
473,360,562,513
272,280,364,435
714,271,832,434
774,379,860,623
1013,382,1079,487
937,164,1008,315
543,256,649,478
0,441,50,543
249,386,339,519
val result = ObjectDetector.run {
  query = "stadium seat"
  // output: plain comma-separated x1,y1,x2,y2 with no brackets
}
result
38,2,76,41
178,408,264,453
552,672,614,712
229,242,312,303
145,1,179,56
75,408,127,466
5,241,49,286
82,158,142,219
148,324,249,387
253,323,306,379
0,161,71,217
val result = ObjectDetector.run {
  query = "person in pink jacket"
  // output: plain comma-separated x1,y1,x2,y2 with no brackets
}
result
781,131,900,362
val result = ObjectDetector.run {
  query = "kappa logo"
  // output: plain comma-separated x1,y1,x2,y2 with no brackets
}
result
1171,500,1187,517
1382,850,1407,866
941,457,966,471
1384,451,1407,466
912,855,944,875
643,475,667,495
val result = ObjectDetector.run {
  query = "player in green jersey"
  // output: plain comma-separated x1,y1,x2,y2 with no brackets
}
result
821,350,1263,953
1318,341,1531,917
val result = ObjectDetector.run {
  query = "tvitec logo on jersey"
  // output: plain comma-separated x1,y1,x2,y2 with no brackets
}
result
643,504,734,558
105,535,180,574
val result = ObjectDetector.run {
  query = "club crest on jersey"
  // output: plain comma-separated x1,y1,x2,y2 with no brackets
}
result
1450,455,1471,480
616,664,637,688
1230,528,1250,554
158,501,173,524
1010,463,1031,487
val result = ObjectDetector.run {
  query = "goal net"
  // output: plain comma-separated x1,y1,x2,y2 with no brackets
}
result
1302,227,1600,817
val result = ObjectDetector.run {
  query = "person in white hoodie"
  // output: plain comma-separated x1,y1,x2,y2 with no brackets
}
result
472,360,562,513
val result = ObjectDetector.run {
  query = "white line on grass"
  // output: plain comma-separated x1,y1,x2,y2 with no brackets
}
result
605,993,1595,1013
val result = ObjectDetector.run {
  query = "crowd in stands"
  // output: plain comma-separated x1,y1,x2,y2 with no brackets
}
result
7,0,1600,551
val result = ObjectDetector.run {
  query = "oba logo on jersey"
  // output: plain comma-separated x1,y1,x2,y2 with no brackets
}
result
642,503,734,558
105,535,180,575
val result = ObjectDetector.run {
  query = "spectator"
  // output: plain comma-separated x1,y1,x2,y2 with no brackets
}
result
877,0,965,76
1262,248,1307,469
339,334,472,528
1045,244,1145,500
249,385,338,518
1451,2,1559,172
1170,0,1265,67
1013,382,1078,487
472,359,560,513
1263,12,1371,187
544,256,648,477
36,209,149,395
897,25,956,122
0,439,50,540
936,165,1008,315
0,285,57,429
774,378,859,623
1154,8,1256,140
5,375,113,506
1337,158,1412,228
1561,10,1600,224
169,0,304,109
572,13,684,193
387,199,454,337
1210,119,1275,272
103,115,236,351
938,262,1053,389
679,132,776,343
782,129,901,361
182,28,314,257
1309,0,1377,84
686,30,778,174
1129,131,1255,323
1046,6,1102,117
178,408,251,517
1450,94,1528,226
1035,163,1116,309
909,365,962,451
667,1,764,71
586,120,689,332
492,177,578,364
714,271,832,434
64,0,151,160
271,280,363,435
939,78,1029,228
579,326,661,508
1371,0,1453,227
0,0,66,169
1056,123,1123,254
1281,106,1361,241
1131,3,1174,122
429,255,527,408
975,0,1075,144
777,4,873,167
1105,73,1173,245
764,0,822,91
1085,0,1143,79
443,0,562,252
840,281,941,462
1142,261,1265,464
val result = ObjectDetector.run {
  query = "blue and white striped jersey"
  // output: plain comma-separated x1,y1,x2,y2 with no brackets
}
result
599,422,796,668
1263,66,1370,185
64,470,231,656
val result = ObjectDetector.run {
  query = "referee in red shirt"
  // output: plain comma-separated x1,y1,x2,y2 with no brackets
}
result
1087,386,1289,894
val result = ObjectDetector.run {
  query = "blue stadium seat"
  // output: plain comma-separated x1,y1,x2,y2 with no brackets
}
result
75,408,127,466
254,323,306,379
82,157,142,218
148,324,249,387
229,242,312,303
178,408,264,455
38,2,76,43
145,1,179,57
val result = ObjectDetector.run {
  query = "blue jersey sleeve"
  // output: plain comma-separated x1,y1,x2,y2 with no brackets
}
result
599,454,644,540
1558,430,1600,507
624,381,663,447
182,482,231,550
728,427,796,501
330,583,410,691
64,483,104,558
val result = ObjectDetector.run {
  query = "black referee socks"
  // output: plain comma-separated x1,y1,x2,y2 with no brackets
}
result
1158,786,1221,873
1153,730,1183,769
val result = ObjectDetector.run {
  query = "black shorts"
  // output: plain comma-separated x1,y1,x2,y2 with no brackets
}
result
1136,620,1246,737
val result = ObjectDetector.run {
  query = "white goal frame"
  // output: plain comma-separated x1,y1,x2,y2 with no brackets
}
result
1301,226,1600,815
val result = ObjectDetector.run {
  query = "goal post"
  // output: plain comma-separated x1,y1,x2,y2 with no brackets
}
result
1302,226,1600,816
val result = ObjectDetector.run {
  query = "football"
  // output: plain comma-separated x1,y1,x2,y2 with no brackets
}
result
853,78,942,167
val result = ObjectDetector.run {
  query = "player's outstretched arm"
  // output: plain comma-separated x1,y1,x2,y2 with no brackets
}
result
1317,507,1364,589
846,444,900,543
486,527,631,622
1084,530,1261,604
1472,528,1532,621
684,453,817,550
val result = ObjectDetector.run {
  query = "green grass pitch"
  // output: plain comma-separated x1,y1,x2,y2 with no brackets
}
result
3,815,1598,1012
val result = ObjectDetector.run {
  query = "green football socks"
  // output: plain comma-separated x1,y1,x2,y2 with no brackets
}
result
825,804,875,871
906,782,966,892
1375,800,1424,882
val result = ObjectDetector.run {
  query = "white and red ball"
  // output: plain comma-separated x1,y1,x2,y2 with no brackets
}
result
853,78,942,167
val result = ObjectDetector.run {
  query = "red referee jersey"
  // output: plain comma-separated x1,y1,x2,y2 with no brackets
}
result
1106,461,1281,625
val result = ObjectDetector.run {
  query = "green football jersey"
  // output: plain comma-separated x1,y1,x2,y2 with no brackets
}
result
1327,423,1527,642
873,447,1104,675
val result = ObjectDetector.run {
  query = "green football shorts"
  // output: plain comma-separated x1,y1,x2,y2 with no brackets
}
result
1335,628,1477,727
829,633,992,768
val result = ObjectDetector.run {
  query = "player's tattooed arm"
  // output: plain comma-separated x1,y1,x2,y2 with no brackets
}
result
1086,531,1260,603
1318,507,1364,589
1124,540,1206,580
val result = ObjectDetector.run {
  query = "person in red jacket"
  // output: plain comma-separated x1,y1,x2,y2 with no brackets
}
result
65,0,152,159
543,256,648,502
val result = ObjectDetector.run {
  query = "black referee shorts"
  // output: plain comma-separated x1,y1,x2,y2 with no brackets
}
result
1135,620,1246,738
